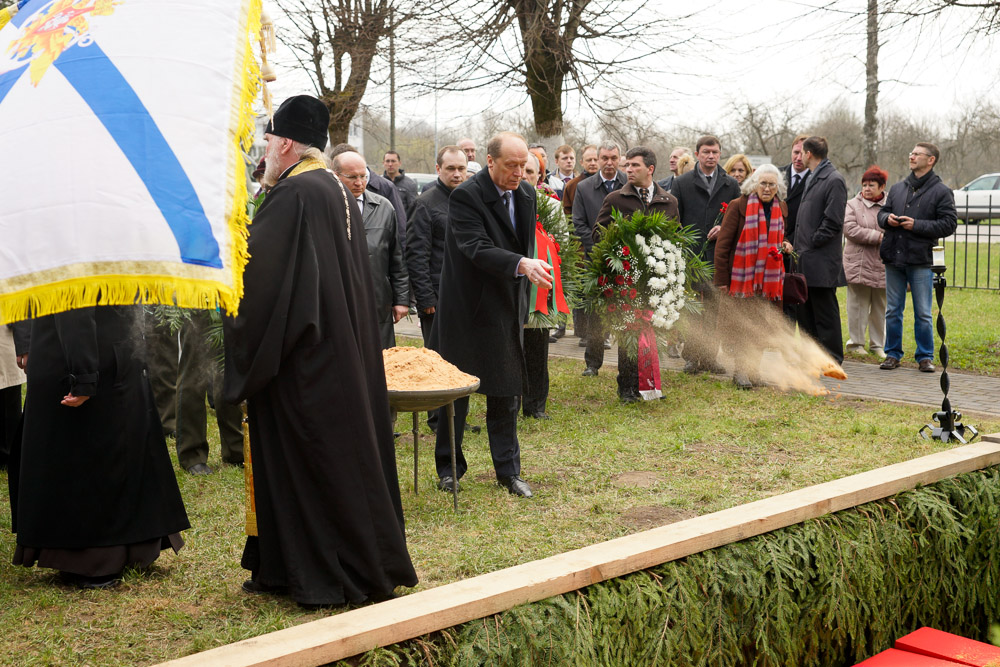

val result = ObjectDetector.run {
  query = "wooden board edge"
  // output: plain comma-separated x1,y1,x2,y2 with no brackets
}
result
155,437,1000,667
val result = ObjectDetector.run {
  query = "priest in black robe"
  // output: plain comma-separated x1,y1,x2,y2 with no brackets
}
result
9,305,189,589
223,95,417,607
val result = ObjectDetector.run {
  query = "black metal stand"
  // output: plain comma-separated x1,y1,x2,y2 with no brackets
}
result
919,270,978,443
407,404,459,510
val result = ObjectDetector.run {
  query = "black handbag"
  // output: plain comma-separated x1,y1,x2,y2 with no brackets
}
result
783,257,808,305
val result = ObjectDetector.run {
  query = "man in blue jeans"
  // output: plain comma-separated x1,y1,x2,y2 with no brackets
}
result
876,142,957,372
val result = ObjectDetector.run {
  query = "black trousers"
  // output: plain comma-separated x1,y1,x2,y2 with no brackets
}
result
681,286,720,365
0,384,22,467
175,312,244,468
796,286,844,364
418,311,439,431
144,314,179,437
583,315,607,370
434,394,520,480
522,328,549,415
617,349,639,398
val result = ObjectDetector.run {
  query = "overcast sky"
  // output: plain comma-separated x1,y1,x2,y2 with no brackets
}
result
267,0,1000,136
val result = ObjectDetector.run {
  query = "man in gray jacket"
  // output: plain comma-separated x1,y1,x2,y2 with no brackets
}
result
335,151,410,349
572,143,625,375
795,136,848,364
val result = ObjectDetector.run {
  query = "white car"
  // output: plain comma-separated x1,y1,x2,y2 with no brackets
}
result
953,173,1000,223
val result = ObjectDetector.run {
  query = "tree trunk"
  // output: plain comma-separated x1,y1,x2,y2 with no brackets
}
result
864,0,879,168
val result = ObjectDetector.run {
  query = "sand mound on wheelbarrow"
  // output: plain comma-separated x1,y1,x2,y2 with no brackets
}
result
383,347,478,392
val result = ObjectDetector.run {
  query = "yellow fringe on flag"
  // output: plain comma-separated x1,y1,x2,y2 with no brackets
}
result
0,5,17,32
226,0,263,311
0,0,263,327
0,275,237,326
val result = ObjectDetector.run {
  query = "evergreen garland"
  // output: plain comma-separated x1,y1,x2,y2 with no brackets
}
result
339,467,1000,666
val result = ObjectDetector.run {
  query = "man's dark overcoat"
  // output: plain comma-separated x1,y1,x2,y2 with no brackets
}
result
224,165,417,606
670,167,741,268
405,178,450,313
794,159,849,288
429,167,536,397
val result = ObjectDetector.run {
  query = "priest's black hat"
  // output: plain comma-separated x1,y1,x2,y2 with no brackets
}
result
267,95,329,150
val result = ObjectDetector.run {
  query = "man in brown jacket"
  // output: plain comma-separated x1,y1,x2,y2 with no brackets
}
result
593,146,678,402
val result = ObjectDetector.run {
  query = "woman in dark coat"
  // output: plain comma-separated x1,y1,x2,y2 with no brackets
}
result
714,164,792,389
10,305,189,588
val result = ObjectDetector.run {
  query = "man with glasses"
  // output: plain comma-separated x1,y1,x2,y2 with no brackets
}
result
335,151,410,349
876,143,957,372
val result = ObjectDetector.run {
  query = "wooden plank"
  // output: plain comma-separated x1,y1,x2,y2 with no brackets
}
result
156,437,1000,667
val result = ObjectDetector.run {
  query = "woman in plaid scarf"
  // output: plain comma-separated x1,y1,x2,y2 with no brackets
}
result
713,164,794,389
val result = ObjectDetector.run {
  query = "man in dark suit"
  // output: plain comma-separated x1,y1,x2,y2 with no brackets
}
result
573,143,625,374
780,134,811,319
794,135,848,363
593,146,679,401
670,135,741,374
429,132,551,499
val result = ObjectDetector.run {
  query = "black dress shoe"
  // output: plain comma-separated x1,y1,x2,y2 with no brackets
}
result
733,372,752,390
242,579,287,595
464,423,481,434
582,366,599,377
186,463,213,475
437,476,461,492
552,326,566,339
880,356,901,370
525,411,551,420
683,360,702,374
497,475,533,498
620,393,639,404
549,335,559,343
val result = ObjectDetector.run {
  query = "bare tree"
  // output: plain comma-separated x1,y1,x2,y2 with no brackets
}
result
276,0,412,144
864,0,880,167
414,1,702,149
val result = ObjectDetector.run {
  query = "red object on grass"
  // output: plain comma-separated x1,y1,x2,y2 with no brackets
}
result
854,648,969,666
894,627,1000,666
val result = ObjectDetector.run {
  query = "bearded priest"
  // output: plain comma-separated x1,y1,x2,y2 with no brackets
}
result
223,95,417,608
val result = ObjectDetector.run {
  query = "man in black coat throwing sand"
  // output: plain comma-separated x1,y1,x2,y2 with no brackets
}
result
429,132,552,499
223,95,417,607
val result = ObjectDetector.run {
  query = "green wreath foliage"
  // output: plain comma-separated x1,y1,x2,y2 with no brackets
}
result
582,210,712,357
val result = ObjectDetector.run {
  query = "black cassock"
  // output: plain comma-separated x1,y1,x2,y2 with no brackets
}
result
224,165,417,606
10,306,189,576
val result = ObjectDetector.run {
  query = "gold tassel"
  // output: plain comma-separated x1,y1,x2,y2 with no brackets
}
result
260,8,276,53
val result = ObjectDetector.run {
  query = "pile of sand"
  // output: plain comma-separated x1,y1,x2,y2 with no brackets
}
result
383,347,478,392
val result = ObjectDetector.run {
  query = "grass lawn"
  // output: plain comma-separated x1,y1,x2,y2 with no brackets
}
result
1,356,998,666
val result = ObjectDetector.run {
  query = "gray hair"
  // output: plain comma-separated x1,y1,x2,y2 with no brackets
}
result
293,142,329,166
598,142,620,154
741,163,787,200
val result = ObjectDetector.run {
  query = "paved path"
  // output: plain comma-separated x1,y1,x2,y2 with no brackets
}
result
394,320,1000,417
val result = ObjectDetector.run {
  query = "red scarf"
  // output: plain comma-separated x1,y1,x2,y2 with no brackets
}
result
729,194,784,300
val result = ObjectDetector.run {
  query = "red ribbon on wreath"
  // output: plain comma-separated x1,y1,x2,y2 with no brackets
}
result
529,221,569,315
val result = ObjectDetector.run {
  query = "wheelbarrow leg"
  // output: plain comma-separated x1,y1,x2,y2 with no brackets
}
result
412,411,419,494
447,401,458,511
